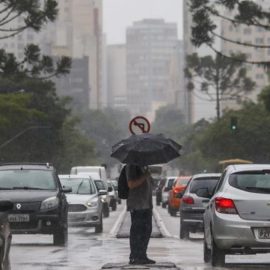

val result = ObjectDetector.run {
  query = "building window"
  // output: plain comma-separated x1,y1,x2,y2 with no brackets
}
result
255,38,264,44
243,28,251,34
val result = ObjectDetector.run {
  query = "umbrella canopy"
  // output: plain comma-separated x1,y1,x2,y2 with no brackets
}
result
111,133,182,166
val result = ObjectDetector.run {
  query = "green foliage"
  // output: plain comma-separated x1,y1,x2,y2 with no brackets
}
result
151,105,186,140
186,53,255,119
79,108,131,166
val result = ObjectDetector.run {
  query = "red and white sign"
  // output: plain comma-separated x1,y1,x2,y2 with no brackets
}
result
129,116,151,135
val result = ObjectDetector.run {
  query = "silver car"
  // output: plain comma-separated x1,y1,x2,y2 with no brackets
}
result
179,173,221,239
203,164,270,266
161,176,177,208
59,175,104,233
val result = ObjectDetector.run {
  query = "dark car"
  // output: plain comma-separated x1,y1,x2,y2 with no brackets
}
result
0,201,13,270
0,163,70,246
155,179,165,206
179,173,221,239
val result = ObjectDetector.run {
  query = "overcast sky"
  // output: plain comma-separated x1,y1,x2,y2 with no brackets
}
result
103,0,183,44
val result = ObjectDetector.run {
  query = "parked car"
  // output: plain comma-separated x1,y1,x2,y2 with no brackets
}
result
168,176,191,216
0,163,70,246
59,175,104,233
203,164,270,266
155,178,166,206
0,200,13,270
161,176,177,208
179,173,221,239
107,180,117,211
110,180,121,204
93,179,110,218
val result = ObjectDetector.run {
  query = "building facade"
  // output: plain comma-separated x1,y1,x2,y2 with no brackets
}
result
220,0,270,111
107,44,127,110
126,19,182,120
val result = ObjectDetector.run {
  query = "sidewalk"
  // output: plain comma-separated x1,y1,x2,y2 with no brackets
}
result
101,262,181,269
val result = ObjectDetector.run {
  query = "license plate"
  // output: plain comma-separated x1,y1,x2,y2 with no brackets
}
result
258,228,270,239
8,214,30,223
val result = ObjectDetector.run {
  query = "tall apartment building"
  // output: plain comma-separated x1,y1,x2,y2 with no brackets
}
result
126,19,183,120
107,45,127,110
220,0,270,111
54,0,103,110
183,0,221,122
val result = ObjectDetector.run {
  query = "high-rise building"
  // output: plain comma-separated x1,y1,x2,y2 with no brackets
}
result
126,19,183,120
220,0,270,111
107,44,127,110
53,0,103,110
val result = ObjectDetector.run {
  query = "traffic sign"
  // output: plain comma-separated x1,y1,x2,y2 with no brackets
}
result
129,116,151,135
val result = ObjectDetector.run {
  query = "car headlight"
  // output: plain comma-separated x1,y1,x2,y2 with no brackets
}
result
86,199,98,207
101,197,106,203
40,196,59,211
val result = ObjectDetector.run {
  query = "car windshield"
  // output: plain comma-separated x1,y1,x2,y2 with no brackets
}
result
176,178,190,186
190,177,220,194
229,171,270,193
110,180,118,189
0,170,56,190
94,180,106,191
60,178,96,195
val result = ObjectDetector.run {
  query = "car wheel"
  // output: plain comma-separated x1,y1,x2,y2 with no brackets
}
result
118,199,121,205
210,233,225,266
53,225,68,246
111,200,117,211
180,219,189,239
95,215,103,233
203,237,211,263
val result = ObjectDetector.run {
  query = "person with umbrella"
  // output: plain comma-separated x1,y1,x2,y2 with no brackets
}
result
111,133,181,265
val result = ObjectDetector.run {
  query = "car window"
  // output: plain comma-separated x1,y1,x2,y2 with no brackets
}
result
60,179,96,194
229,171,270,193
176,178,190,186
94,180,106,191
190,177,220,194
0,170,56,190
167,178,175,188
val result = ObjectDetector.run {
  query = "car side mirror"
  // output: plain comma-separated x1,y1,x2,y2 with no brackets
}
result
98,189,107,196
62,186,72,193
0,201,13,211
195,188,212,198
108,186,113,192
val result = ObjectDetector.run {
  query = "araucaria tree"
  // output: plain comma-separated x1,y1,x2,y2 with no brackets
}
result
185,53,255,119
189,0,270,66
0,0,71,78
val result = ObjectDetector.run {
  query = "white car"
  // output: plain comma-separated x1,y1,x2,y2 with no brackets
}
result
59,175,104,233
161,176,177,208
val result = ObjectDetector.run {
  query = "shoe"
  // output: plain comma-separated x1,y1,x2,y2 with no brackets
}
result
129,258,156,265
143,257,156,264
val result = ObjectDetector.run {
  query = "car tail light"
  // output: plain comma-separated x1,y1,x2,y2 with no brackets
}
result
215,197,238,214
182,196,194,204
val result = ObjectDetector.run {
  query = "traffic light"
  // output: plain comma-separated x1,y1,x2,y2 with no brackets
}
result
230,116,238,131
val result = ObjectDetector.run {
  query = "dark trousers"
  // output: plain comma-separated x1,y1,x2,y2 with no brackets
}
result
129,209,152,260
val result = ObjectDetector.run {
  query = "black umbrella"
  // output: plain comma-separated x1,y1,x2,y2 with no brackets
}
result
111,133,182,166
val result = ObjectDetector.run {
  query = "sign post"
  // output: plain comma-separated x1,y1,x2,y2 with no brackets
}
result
129,116,151,135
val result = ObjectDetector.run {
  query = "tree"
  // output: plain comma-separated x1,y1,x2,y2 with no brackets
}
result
151,105,186,140
189,0,270,66
185,53,255,119
0,1,71,80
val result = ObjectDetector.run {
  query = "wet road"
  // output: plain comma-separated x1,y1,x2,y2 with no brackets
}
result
10,199,270,270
